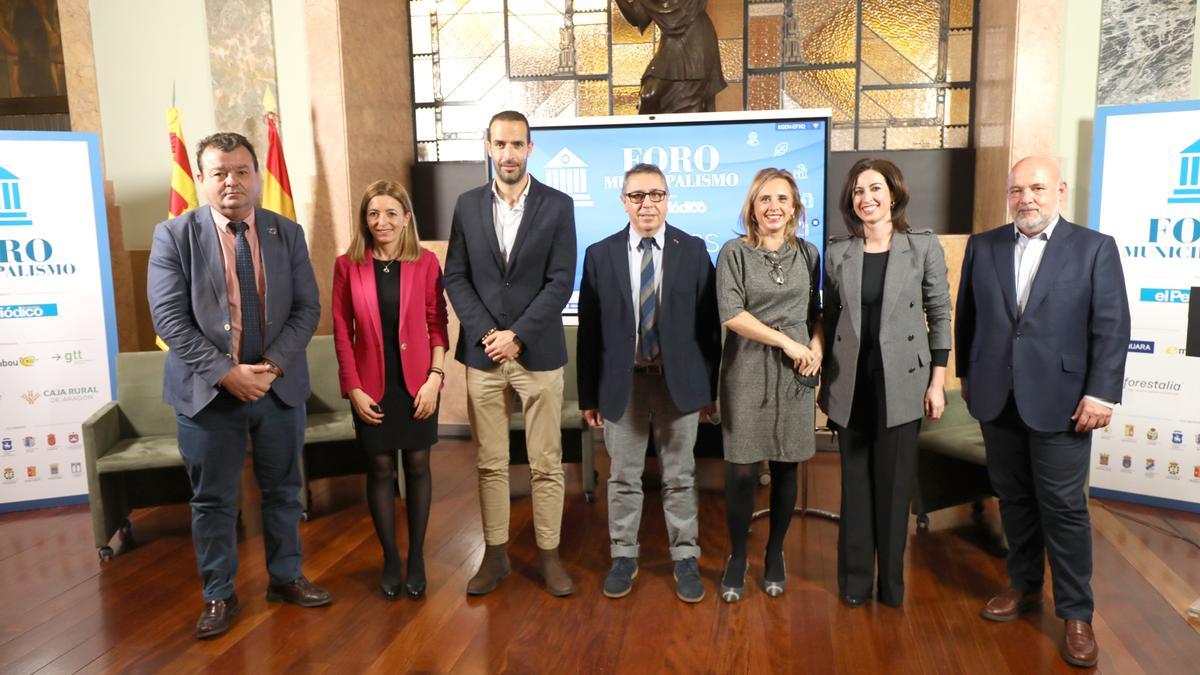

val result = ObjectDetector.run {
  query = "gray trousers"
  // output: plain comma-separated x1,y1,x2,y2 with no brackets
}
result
603,371,701,561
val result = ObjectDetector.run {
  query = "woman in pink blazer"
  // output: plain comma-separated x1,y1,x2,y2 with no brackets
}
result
332,179,449,600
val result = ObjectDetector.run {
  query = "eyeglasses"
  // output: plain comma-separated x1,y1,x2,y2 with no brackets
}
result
624,190,668,204
764,253,785,285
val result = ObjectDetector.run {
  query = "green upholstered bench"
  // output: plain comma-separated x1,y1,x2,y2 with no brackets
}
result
83,336,363,560
83,350,194,560
506,324,597,502
911,391,993,528
300,335,367,507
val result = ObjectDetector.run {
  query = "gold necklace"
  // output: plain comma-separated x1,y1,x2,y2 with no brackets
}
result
375,252,400,273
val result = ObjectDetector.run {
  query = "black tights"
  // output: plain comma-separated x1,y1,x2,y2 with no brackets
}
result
724,461,799,583
366,448,431,586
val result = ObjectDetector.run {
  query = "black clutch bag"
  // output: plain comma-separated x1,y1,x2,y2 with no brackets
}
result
793,372,819,390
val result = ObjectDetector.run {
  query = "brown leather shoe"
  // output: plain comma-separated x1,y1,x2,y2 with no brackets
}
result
980,588,1043,622
1062,619,1099,668
467,544,511,595
267,576,333,607
537,546,575,597
196,593,239,639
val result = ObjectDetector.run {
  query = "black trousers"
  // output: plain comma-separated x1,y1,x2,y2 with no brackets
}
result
836,368,921,605
980,394,1093,621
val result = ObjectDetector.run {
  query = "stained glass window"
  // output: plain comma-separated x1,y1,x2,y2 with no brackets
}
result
412,0,975,160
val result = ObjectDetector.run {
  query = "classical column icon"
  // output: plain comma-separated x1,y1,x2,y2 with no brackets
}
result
0,166,34,226
1168,139,1200,204
544,148,593,206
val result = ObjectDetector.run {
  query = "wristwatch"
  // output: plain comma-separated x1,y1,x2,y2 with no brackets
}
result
262,359,283,377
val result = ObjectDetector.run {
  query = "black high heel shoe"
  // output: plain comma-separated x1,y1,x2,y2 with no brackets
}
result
380,579,402,601
841,593,868,608
405,560,427,600
763,550,787,598
720,556,747,603
404,578,426,600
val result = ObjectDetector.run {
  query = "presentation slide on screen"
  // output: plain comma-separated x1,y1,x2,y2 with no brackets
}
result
524,110,831,313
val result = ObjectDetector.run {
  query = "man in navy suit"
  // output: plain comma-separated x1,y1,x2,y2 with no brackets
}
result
444,111,577,597
577,163,720,602
148,132,329,639
956,156,1130,668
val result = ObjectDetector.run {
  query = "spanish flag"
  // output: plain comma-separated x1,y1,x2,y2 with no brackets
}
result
166,107,198,218
262,112,296,221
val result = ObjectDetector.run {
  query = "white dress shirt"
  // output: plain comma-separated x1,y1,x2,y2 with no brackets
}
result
628,224,664,362
1013,216,1056,316
492,177,531,265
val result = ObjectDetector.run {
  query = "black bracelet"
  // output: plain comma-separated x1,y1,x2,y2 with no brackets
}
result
428,367,445,378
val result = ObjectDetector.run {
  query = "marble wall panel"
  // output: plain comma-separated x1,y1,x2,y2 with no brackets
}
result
1098,0,1196,106
206,0,279,153
58,0,102,137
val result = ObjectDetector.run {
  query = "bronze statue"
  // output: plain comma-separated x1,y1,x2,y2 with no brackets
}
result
614,0,726,114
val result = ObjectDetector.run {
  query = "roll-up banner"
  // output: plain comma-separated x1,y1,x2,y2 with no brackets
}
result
0,131,116,512
1088,101,1200,513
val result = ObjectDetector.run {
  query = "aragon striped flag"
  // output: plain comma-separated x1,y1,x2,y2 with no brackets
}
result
166,107,198,218
159,107,199,351
262,112,296,221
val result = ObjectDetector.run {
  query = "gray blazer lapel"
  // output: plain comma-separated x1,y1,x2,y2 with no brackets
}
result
255,209,287,320
990,230,1018,320
195,207,230,315
1022,222,1074,317
609,227,634,326
841,238,864,339
477,186,504,270
879,232,913,325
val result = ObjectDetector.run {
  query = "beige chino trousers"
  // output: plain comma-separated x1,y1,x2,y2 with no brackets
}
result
466,361,564,549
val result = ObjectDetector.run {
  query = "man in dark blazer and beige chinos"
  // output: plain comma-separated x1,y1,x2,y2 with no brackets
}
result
956,156,1130,668
444,111,577,597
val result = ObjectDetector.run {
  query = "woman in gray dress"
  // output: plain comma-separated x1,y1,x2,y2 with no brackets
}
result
716,168,823,602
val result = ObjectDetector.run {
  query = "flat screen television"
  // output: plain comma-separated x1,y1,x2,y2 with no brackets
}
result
513,109,832,315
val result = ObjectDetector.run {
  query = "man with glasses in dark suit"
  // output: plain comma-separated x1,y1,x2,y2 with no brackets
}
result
577,163,721,602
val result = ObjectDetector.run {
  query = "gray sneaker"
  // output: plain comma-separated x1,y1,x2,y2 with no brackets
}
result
603,557,638,598
673,558,705,603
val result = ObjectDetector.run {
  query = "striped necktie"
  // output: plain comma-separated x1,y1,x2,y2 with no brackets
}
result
638,237,659,361
230,222,263,363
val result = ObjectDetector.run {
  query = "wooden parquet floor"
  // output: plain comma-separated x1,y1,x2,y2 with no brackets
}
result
1,438,1197,674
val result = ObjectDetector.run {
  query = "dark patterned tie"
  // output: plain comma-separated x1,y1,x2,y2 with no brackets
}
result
231,222,263,363
638,237,659,361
